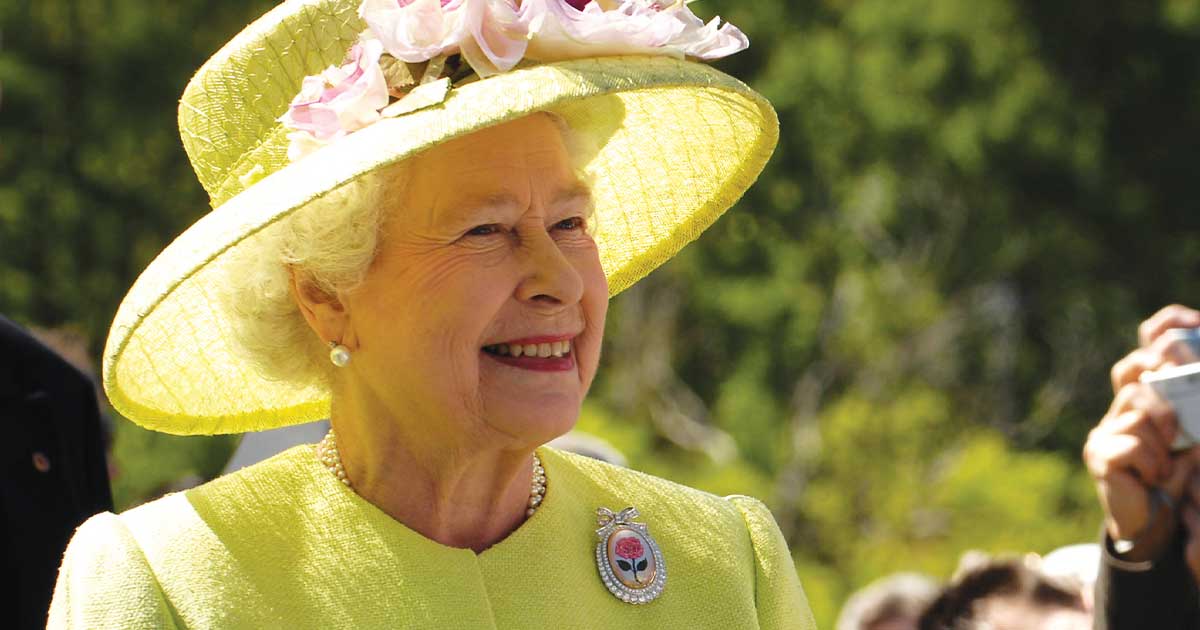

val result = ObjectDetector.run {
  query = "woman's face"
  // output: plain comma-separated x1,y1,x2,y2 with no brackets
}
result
343,113,608,448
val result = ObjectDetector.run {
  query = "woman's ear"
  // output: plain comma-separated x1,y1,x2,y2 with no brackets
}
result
289,268,352,348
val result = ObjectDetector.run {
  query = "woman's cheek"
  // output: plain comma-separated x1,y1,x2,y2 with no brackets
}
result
581,295,608,388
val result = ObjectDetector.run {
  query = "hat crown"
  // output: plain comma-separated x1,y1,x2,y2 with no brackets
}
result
179,0,362,209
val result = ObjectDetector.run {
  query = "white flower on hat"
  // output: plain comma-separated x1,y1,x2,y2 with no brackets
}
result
669,3,749,59
360,0,530,74
458,0,530,76
279,39,390,161
522,0,747,61
359,0,471,63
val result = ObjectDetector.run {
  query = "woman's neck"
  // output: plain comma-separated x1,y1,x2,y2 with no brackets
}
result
329,392,539,553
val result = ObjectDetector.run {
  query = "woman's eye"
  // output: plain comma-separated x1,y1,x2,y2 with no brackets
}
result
466,224,502,237
554,217,585,231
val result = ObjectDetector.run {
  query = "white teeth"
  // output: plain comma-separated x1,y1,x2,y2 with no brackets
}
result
488,339,574,359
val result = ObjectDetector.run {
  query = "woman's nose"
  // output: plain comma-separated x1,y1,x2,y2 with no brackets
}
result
515,229,584,309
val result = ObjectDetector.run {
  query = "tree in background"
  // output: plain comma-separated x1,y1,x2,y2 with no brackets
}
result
5,1,1200,627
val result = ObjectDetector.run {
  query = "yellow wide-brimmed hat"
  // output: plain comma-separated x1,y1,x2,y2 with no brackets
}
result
102,0,779,435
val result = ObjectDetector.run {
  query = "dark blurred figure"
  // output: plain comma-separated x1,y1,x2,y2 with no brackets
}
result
837,572,939,630
918,556,1090,630
0,316,112,629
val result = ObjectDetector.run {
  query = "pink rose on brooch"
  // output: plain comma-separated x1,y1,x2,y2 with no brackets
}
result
614,536,648,583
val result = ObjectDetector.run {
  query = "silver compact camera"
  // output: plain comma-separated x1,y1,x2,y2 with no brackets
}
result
1140,328,1200,450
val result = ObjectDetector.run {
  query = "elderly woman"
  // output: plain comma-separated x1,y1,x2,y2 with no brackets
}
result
49,0,813,628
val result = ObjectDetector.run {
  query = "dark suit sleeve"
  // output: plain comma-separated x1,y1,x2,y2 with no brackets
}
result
1094,530,1200,630
62,373,114,517
0,316,113,630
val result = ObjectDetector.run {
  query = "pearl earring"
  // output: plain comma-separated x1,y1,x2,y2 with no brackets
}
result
328,341,351,367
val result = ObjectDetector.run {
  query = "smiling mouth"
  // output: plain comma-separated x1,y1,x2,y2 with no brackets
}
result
482,340,572,358
481,338,576,372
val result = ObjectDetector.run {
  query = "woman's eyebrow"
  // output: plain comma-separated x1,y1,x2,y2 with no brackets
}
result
450,184,592,219
552,183,593,208
442,193,521,226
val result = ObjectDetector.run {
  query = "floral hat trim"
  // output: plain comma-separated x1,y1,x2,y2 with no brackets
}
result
279,0,748,161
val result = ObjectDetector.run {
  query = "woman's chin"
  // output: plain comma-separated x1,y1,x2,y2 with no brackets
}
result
485,399,581,445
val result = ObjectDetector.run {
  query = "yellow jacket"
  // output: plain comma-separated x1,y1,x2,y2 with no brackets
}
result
49,445,816,629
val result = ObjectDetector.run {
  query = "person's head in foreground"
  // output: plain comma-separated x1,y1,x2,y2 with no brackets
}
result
917,556,1090,630
48,1,817,628
836,572,939,630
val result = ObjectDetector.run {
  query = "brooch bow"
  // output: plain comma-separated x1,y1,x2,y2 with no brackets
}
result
596,506,641,538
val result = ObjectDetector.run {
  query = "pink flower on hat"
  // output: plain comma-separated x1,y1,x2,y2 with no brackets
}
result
279,39,390,160
522,0,748,61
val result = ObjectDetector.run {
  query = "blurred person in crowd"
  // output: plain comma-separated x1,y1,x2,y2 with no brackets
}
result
29,326,119,482
1037,543,1100,613
1084,304,1200,629
1,316,112,629
836,572,939,630
917,555,1090,630
47,1,815,628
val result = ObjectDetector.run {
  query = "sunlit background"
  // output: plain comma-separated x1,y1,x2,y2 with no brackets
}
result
7,1,1200,626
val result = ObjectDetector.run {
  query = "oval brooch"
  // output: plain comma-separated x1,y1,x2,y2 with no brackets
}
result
594,506,667,604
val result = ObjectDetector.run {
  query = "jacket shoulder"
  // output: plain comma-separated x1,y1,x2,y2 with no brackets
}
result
115,445,318,553
49,512,178,629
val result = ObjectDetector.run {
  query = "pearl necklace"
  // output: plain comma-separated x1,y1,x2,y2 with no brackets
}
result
316,429,548,517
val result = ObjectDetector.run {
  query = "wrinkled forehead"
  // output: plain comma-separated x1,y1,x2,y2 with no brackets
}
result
401,114,593,226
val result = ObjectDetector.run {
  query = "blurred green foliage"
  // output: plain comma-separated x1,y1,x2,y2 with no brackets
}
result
6,0,1200,627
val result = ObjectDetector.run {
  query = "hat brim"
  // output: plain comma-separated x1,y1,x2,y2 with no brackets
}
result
102,55,778,435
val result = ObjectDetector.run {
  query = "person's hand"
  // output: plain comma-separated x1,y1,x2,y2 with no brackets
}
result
1085,305,1200,560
